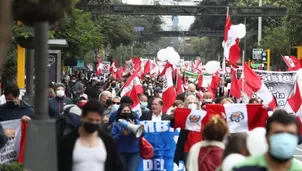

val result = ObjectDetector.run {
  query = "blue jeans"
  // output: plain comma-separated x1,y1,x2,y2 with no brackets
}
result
120,152,141,171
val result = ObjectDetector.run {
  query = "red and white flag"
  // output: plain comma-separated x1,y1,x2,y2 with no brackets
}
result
120,73,143,97
282,56,300,71
174,104,269,133
161,62,176,113
288,81,302,113
223,12,241,68
129,85,142,117
243,63,277,110
96,58,102,76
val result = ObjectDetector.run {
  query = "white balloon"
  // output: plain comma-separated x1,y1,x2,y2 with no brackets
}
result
246,127,268,156
157,48,167,61
222,154,246,171
168,50,180,65
235,24,246,39
205,61,220,74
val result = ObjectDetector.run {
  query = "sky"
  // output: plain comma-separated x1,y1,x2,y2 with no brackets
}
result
122,0,196,31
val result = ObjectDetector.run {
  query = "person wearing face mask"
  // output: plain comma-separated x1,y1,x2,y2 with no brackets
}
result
111,104,143,171
233,109,302,171
0,84,34,121
58,100,124,171
48,83,73,120
139,94,150,112
172,95,203,169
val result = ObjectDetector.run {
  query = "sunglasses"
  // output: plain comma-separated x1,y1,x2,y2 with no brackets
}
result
112,102,120,105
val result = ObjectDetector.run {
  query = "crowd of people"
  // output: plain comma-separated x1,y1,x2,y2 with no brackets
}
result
0,69,302,171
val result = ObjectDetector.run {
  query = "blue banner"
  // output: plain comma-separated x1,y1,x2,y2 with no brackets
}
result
137,121,185,171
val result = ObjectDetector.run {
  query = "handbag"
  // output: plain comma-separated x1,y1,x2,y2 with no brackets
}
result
139,137,154,159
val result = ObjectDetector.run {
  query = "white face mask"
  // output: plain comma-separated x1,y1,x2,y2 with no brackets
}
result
204,99,212,103
159,93,162,98
188,103,198,110
56,90,65,98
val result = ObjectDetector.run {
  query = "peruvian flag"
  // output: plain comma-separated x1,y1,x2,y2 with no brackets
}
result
238,78,253,97
110,59,118,73
288,81,302,113
243,63,277,110
282,56,300,71
161,62,176,113
96,58,102,76
120,73,143,97
223,12,241,68
174,104,268,133
197,74,203,89
129,84,142,117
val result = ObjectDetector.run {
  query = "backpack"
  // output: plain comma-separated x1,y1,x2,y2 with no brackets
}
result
56,105,81,140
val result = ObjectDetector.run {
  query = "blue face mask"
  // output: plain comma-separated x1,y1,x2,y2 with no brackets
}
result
269,133,298,160
141,102,148,108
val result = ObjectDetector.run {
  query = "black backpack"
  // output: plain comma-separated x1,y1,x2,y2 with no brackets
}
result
56,105,81,140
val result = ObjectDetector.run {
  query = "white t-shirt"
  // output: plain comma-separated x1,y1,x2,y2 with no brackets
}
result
72,138,107,171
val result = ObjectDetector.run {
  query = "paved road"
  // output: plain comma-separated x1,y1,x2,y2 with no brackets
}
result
295,145,302,161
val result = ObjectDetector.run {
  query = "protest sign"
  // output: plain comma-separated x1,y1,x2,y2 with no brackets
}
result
138,121,185,171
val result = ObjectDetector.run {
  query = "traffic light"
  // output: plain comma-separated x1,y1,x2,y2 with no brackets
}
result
262,49,271,71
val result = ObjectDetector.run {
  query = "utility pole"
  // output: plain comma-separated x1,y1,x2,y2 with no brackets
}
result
258,0,262,46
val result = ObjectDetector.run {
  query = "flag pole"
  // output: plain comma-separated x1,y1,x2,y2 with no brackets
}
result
222,7,229,74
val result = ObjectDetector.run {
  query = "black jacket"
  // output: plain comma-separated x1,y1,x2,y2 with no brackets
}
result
139,111,171,121
58,129,124,171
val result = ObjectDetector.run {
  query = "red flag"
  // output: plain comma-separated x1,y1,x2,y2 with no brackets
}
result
197,74,203,89
18,121,27,163
144,60,151,74
175,69,184,95
230,69,241,98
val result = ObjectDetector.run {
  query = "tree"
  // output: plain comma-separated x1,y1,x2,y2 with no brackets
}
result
285,0,302,46
94,14,135,49
261,26,290,69
54,8,103,59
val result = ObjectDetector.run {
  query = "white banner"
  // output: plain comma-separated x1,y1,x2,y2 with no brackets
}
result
0,119,22,164
254,70,297,113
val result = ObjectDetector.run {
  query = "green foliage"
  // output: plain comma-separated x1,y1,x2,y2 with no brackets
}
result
2,47,17,82
94,14,135,49
261,26,290,69
0,162,23,171
55,8,103,59
285,0,302,46
11,23,55,39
